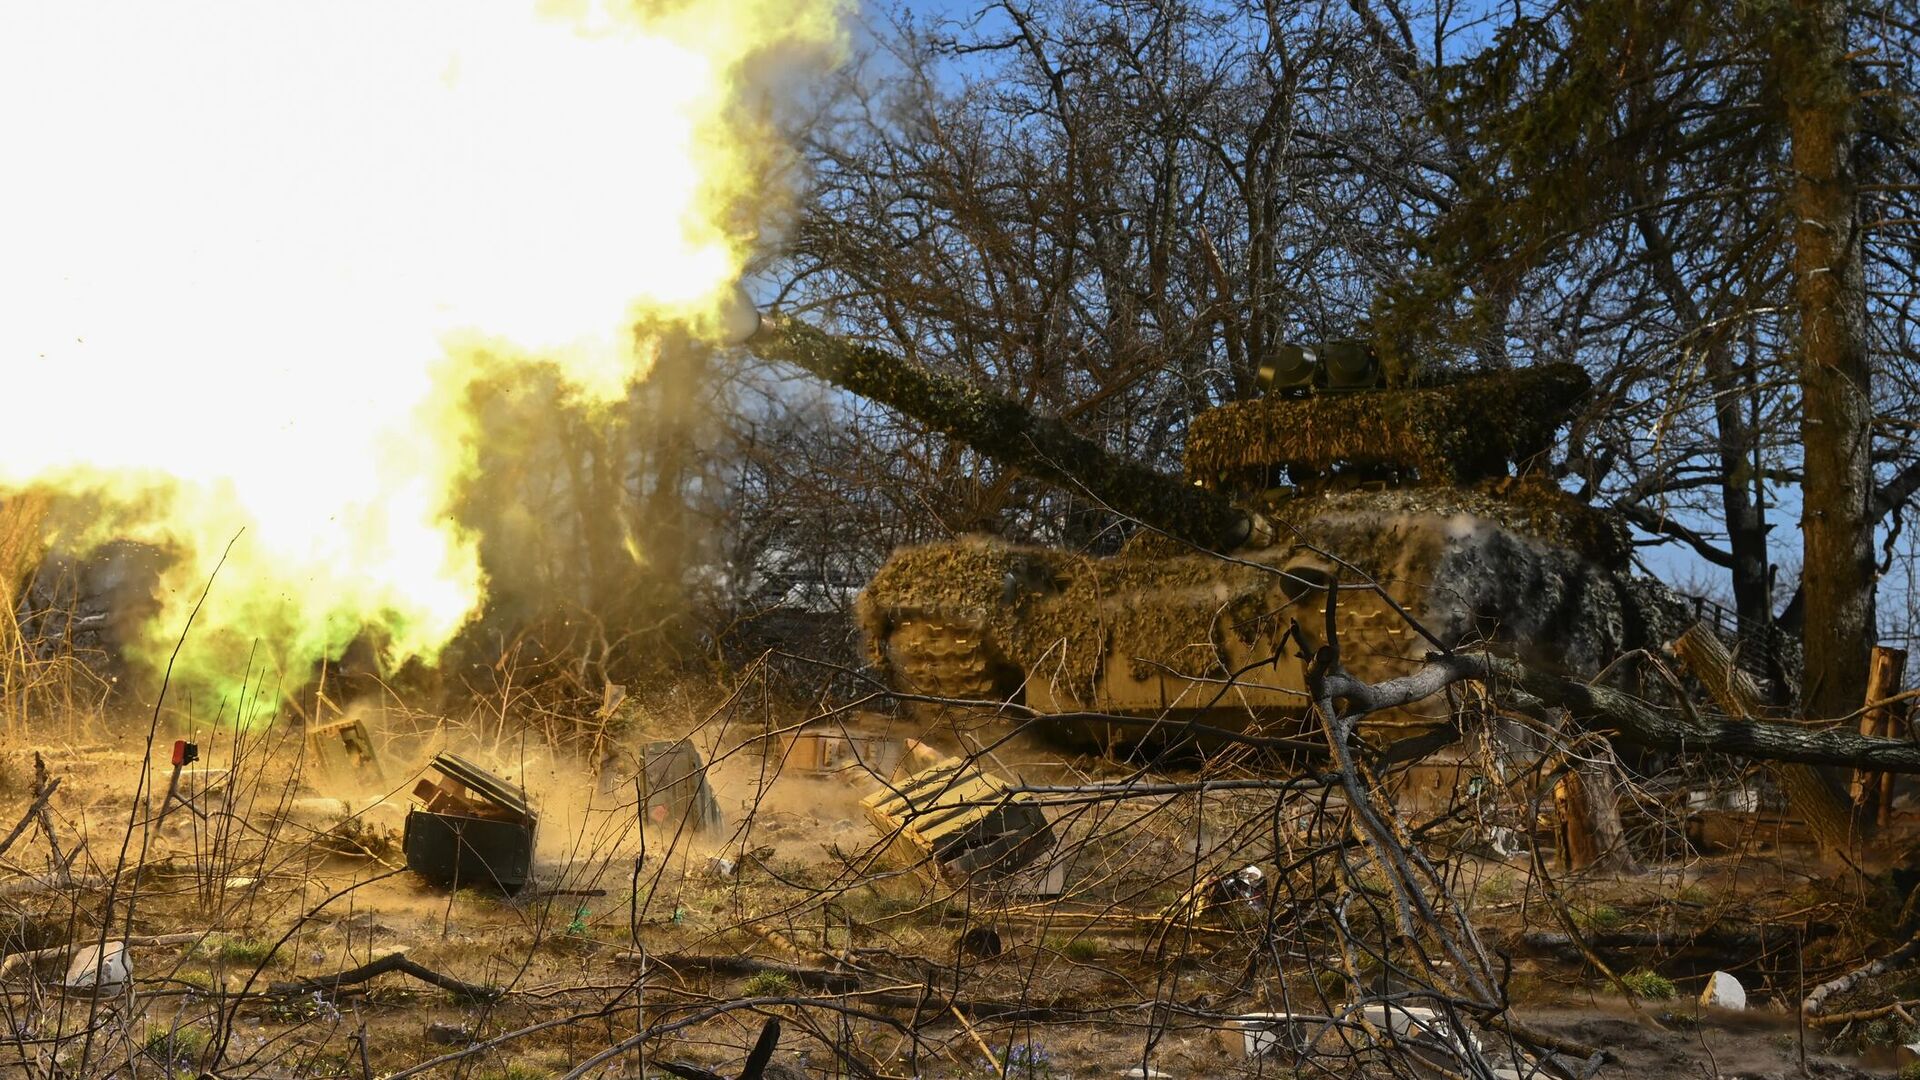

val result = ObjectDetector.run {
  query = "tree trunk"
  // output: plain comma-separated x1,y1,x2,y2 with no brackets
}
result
1551,727,1637,874
1555,771,1599,872
1671,623,1859,853
1774,0,1876,726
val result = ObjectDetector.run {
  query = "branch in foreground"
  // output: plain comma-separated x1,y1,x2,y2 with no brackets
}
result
1474,654,1920,772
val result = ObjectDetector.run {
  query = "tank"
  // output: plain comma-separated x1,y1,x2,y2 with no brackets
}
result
747,315,1685,748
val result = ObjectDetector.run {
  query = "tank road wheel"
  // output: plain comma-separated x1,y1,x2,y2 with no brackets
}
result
882,615,1023,702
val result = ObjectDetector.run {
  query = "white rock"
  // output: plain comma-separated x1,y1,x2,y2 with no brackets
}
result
1698,970,1746,1010
65,942,129,990
1121,1069,1172,1079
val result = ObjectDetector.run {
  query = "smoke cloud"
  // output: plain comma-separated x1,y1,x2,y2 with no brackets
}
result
0,1,845,707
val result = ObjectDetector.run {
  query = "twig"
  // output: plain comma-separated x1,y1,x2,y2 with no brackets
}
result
0,773,59,862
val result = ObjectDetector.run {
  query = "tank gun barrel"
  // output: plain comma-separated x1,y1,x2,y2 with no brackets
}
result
746,313,1259,552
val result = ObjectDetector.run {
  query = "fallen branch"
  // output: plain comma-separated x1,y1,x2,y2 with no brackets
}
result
0,771,59,863
1806,998,1920,1027
267,949,501,1002
1319,650,1920,772
626,951,1087,1023
1804,926,1920,1016
0,931,203,980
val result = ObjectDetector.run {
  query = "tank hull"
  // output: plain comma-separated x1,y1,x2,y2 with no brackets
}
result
857,489,1683,750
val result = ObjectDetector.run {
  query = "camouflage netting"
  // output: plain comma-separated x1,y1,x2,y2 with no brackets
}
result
1182,363,1591,488
854,536,1283,702
1264,479,1632,570
858,491,1690,715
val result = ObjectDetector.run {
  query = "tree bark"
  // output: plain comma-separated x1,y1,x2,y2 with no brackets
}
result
1670,623,1859,853
1773,0,1876,726
1555,770,1599,872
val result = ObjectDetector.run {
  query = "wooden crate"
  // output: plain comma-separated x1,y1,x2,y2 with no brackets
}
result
781,731,908,779
861,756,1053,887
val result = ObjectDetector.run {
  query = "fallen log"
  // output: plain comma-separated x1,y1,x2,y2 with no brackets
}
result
1321,651,1920,773
627,951,863,994
1670,623,1855,853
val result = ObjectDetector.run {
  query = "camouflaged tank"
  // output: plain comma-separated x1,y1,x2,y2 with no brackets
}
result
747,315,1685,747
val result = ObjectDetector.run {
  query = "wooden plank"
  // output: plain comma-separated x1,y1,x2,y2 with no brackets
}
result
1853,645,1909,826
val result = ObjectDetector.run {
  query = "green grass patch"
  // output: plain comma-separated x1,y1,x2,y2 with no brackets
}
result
143,1024,210,1068
1047,935,1099,962
743,971,793,996
1478,872,1517,903
213,936,275,966
1619,969,1676,1000
1573,904,1624,932
1674,884,1712,906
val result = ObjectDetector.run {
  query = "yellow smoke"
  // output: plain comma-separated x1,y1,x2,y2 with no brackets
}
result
0,1,842,704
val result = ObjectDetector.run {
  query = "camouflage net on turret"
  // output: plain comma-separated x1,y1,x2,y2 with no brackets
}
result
1182,363,1590,488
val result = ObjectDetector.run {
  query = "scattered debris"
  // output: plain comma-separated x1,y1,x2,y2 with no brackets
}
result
402,753,537,894
1206,865,1265,911
305,717,383,780
640,740,724,833
64,941,128,991
1222,1012,1308,1059
779,730,906,778
1166,864,1269,927
1698,970,1746,1010
861,755,1054,887
153,739,202,828
423,1021,471,1045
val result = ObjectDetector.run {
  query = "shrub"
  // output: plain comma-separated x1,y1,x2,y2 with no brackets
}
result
1619,969,1676,1000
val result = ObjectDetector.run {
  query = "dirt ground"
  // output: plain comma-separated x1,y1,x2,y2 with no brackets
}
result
0,699,1910,1080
